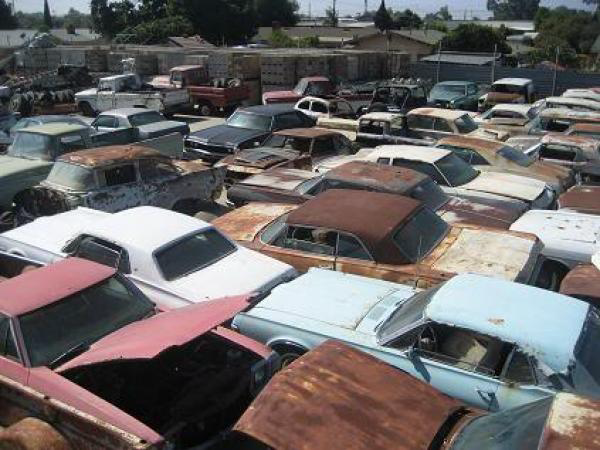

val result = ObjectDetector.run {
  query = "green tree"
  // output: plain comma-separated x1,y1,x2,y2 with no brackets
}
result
441,24,511,53
323,6,338,26
43,0,52,28
487,0,540,20
535,6,599,53
125,15,193,44
531,34,578,67
392,9,422,29
0,0,18,29
374,0,392,31
255,0,298,26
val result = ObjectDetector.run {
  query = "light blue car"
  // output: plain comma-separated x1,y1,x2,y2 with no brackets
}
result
232,269,600,412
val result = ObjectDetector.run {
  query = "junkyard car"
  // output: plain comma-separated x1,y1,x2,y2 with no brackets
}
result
219,340,600,449
427,81,482,111
0,257,279,448
0,206,297,308
544,96,600,112
566,122,600,140
227,162,526,229
478,78,536,110
361,145,556,209
558,185,600,215
560,252,600,308
12,145,226,222
435,135,573,193
183,105,314,163
9,114,88,137
535,108,600,133
215,128,357,184
91,107,190,139
213,189,561,288
563,88,600,103
361,82,428,114
232,270,600,410
294,96,356,120
354,112,433,148
475,103,542,136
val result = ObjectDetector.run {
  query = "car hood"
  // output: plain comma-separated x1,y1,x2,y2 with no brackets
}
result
438,196,523,229
0,155,52,177
75,88,97,98
167,246,296,301
222,147,299,170
428,91,464,102
56,295,251,372
188,125,267,146
137,120,189,135
430,227,537,282
463,171,546,202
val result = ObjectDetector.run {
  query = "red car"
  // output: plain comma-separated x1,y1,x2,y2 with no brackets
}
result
0,257,278,448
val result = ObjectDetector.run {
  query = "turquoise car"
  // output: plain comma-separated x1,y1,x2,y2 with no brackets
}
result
233,269,599,411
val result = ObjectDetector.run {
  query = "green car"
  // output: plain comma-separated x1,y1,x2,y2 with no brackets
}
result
428,81,484,112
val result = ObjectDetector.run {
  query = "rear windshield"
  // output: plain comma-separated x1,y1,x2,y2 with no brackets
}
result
436,153,479,186
46,162,95,190
128,111,165,126
411,179,448,211
430,84,466,96
454,114,478,134
497,146,534,167
156,229,237,281
492,84,526,94
8,132,52,160
227,111,272,131
393,208,448,263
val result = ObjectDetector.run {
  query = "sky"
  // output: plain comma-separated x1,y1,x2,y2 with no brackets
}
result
14,0,596,17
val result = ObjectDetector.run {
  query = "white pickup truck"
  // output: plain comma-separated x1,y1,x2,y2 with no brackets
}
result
75,73,190,116
0,206,297,309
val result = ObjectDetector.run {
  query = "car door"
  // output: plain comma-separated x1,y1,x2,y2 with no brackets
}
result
406,114,436,139
138,158,181,208
261,224,335,272
86,162,145,212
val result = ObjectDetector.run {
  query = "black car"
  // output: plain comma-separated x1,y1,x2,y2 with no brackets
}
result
358,83,428,116
184,105,315,163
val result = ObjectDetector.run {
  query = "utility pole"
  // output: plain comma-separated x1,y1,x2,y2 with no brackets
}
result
364,0,368,15
552,46,560,96
309,0,311,19
491,43,497,83
333,0,337,26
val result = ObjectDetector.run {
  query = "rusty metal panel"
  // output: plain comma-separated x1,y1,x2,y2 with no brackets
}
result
234,340,465,450
559,264,600,304
558,186,600,215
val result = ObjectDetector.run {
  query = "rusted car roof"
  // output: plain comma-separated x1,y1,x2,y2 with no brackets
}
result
541,134,600,156
233,340,465,450
324,161,426,192
409,107,468,120
540,108,600,122
287,189,420,246
571,123,600,132
241,168,318,190
558,186,600,215
271,128,340,139
559,264,600,301
59,145,166,167
438,135,504,152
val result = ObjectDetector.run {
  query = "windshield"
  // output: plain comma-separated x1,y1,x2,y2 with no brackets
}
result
19,276,154,367
227,111,272,131
451,396,552,449
8,132,52,160
377,286,440,343
430,85,466,97
497,146,534,167
436,153,479,186
393,208,448,263
156,229,237,281
411,179,449,211
46,162,95,190
492,84,525,95
572,307,600,397
454,115,478,134
129,111,165,127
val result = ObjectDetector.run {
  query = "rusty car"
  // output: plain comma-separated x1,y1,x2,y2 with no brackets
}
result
212,189,566,289
536,108,600,133
232,270,600,410
0,257,279,448
227,162,526,229
474,103,542,136
360,145,556,210
543,96,600,113
558,185,600,215
216,340,600,449
560,262,600,308
478,78,536,111
214,128,358,184
566,122,600,140
0,206,297,309
11,144,226,223
294,96,356,120
435,135,573,193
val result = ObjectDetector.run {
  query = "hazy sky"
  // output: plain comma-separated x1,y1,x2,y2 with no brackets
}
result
18,0,596,17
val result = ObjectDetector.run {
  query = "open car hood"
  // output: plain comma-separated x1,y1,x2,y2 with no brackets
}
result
56,295,251,372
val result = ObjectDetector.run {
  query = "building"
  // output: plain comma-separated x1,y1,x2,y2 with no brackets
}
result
420,51,501,66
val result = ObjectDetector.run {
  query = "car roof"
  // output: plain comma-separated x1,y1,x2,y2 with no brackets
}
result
28,115,86,123
325,161,426,192
81,206,212,251
360,112,402,121
494,78,531,86
489,103,535,114
368,145,451,164
0,258,115,317
409,107,469,120
18,123,89,136
571,123,600,131
252,268,417,331
426,274,589,373
436,80,473,86
241,168,318,191
437,135,505,153
272,128,339,138
286,189,421,247
238,104,298,115
99,108,157,117
545,97,600,108
58,145,165,167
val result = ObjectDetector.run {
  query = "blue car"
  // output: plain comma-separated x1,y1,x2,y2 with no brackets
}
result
233,269,600,411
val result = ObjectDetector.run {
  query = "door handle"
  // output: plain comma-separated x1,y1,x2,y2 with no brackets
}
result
475,388,495,403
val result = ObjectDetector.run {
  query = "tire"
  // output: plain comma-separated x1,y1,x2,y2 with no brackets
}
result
78,101,95,117
272,344,306,368
0,417,71,450
198,102,213,116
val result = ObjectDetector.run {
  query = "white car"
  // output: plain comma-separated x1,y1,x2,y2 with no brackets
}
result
327,145,555,209
0,206,297,309
294,96,356,120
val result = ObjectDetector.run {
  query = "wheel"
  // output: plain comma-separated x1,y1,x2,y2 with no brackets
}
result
198,103,213,116
272,344,306,368
78,101,95,117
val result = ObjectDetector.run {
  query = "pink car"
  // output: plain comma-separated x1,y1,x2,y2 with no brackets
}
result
0,257,278,448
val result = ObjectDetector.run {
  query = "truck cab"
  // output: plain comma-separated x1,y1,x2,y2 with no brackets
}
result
479,78,536,112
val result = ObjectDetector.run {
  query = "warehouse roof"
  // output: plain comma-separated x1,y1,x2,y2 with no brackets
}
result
420,52,501,66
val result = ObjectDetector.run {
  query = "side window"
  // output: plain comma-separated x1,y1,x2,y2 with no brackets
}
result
376,157,391,165
102,164,137,186
470,151,489,165
274,113,304,129
333,136,353,154
297,101,310,110
359,120,384,135
467,84,477,95
94,116,118,128
276,225,336,256
539,145,578,162
407,115,434,130
72,236,131,273
59,134,88,154
0,316,19,361
336,233,372,261
503,349,536,385
139,159,178,181
311,102,328,114
433,119,452,133
311,138,336,157
392,159,444,183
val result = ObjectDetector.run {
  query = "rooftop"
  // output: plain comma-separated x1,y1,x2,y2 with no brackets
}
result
368,145,450,164
545,97,600,109
409,107,470,120
59,145,165,168
489,103,536,115
427,274,589,373
19,122,88,136
325,161,426,193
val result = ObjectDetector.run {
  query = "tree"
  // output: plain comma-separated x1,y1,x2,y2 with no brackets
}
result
0,0,18,29
43,0,53,28
125,15,193,44
531,34,578,67
323,6,338,27
392,9,422,29
441,24,511,53
487,0,540,20
535,6,600,53
255,0,299,26
374,0,392,31
268,29,318,47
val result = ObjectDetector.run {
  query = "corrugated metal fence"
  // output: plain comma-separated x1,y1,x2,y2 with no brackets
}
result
403,62,600,96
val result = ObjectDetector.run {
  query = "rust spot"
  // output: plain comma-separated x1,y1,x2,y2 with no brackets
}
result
487,318,505,325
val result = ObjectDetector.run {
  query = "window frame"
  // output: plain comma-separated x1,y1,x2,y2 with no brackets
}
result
0,315,22,363
99,162,139,187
